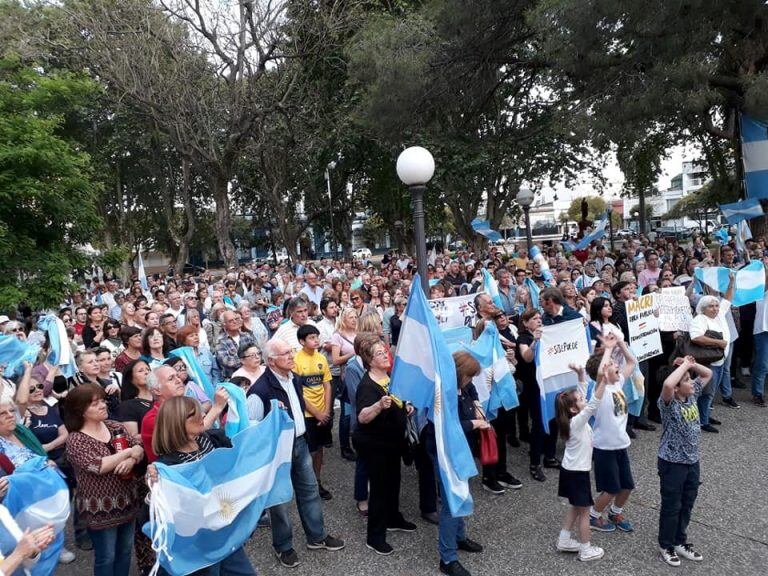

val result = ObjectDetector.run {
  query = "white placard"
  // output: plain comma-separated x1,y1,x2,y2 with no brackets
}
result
657,286,693,332
428,293,478,329
538,318,591,380
626,294,663,362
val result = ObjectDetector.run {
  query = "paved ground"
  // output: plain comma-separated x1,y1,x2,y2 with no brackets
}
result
59,384,767,576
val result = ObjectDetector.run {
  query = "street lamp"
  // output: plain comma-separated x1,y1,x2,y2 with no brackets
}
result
516,188,535,252
607,204,615,252
324,161,337,257
397,146,434,295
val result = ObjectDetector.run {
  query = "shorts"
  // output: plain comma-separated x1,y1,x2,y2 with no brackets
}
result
305,417,332,453
593,447,635,494
558,468,594,507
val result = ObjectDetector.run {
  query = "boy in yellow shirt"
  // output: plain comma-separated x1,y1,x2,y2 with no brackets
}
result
294,324,333,500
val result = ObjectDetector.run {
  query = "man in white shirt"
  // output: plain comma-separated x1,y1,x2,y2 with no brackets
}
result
273,297,316,352
300,273,325,308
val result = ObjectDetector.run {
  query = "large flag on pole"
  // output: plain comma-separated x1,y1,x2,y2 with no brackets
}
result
390,275,477,517
37,315,76,378
138,247,149,292
694,261,766,306
4,457,70,576
741,114,768,200
719,198,764,225
146,402,294,576
735,219,753,254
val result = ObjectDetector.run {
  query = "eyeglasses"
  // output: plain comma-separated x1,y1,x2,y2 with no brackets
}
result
241,354,261,360
29,384,44,392
173,364,188,373
62,318,73,323
373,351,388,358
10,328,23,333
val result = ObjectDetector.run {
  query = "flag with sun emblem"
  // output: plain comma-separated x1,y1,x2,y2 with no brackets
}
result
391,275,477,517
146,401,294,575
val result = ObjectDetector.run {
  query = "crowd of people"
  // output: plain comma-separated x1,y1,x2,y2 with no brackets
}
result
0,228,765,575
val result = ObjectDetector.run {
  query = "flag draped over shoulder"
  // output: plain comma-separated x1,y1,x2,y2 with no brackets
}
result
169,347,215,400
4,457,70,576
471,219,502,242
481,268,503,309
146,402,294,576
741,114,768,200
390,276,477,517
36,315,76,379
0,336,39,379
463,323,519,419
694,261,765,306
535,318,591,433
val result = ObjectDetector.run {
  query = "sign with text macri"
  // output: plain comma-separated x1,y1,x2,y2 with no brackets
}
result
626,294,663,362
427,293,478,329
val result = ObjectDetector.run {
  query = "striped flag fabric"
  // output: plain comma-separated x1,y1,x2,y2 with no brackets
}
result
169,347,215,400
481,268,503,310
146,402,294,576
741,114,768,200
138,247,149,292
719,198,764,225
529,245,554,285
37,315,77,378
390,275,477,517
463,323,519,419
573,212,609,250
471,219,502,242
735,220,753,254
694,261,765,306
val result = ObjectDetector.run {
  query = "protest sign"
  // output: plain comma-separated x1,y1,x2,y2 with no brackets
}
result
537,317,591,380
657,286,693,332
626,294,662,362
428,293,478,329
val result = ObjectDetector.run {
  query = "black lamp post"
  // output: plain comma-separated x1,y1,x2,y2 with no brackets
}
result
516,188,535,252
397,147,435,295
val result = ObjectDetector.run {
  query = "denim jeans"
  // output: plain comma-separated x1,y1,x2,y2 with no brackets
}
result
657,458,699,549
719,346,733,399
428,442,466,563
697,364,722,426
269,435,326,552
158,546,255,576
752,331,768,397
88,520,134,576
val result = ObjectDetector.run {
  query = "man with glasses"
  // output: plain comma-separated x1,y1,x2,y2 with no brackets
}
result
177,292,200,327
247,338,345,568
158,313,180,354
215,310,257,378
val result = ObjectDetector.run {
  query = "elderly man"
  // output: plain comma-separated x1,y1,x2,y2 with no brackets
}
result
246,338,344,568
300,272,324,308
273,297,316,352
215,310,258,378
166,291,184,319
496,269,516,316
473,292,500,324
540,287,583,326
140,364,227,462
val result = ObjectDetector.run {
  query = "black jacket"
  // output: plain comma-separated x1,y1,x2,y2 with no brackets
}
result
542,304,582,326
247,367,306,422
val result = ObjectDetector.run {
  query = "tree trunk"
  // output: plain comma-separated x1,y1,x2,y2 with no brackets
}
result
212,171,237,268
174,157,196,274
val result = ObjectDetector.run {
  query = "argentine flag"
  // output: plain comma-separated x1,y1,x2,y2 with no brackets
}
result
573,212,609,250
170,347,215,400
694,261,766,307
741,114,768,200
482,268,503,310
137,248,149,292
464,323,519,419
37,315,76,379
529,245,554,285
523,277,542,311
4,457,70,575
391,276,477,517
719,198,764,225
146,401,294,576
0,336,40,379
736,220,752,254
471,218,502,242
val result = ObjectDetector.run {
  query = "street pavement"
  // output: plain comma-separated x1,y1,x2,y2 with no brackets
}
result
59,384,767,575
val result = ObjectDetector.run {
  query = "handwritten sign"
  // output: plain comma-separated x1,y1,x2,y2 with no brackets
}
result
657,286,693,332
626,294,662,362
428,293,478,329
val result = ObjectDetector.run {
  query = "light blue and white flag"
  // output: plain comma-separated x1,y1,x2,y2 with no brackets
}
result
146,402,294,576
137,248,149,292
719,198,764,225
535,318,591,433
714,227,730,245
0,336,39,379
741,114,768,200
463,323,519,419
523,277,542,311
529,245,554,285
573,212,609,251
36,315,76,379
735,220,753,254
481,268,503,310
5,457,70,576
169,347,215,400
218,382,251,438
391,275,477,517
694,261,766,306
471,219,502,243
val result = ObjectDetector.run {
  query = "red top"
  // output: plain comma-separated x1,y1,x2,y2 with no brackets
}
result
65,420,143,531
141,403,160,463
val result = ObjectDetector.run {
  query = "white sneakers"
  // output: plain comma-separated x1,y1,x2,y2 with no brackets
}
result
578,544,605,562
556,535,581,552
59,547,76,564
674,543,703,561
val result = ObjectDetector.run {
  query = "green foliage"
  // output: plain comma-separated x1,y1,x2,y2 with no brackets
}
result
98,245,131,276
0,56,100,310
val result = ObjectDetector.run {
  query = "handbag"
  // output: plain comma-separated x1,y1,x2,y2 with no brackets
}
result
478,427,498,466
675,330,724,365
402,411,419,466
